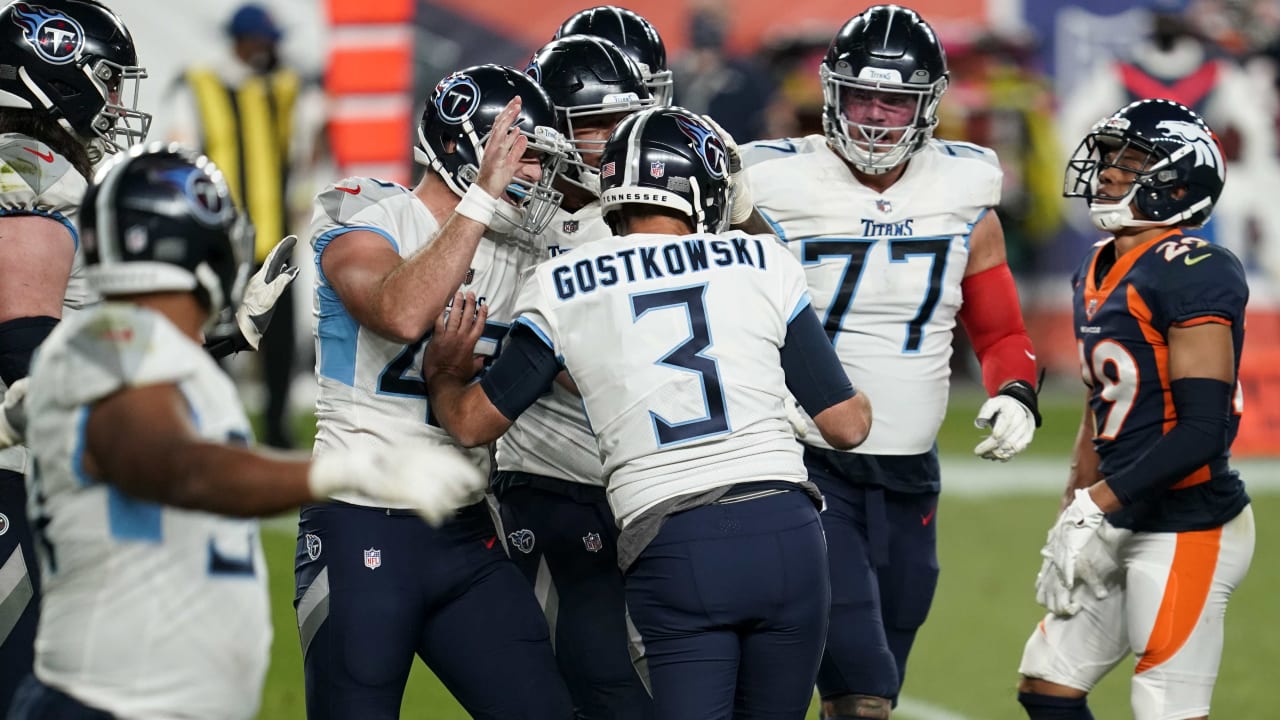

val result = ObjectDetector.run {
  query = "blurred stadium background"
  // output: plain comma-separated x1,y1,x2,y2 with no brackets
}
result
101,0,1279,716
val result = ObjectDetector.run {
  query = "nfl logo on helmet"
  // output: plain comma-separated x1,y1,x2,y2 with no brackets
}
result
649,160,665,178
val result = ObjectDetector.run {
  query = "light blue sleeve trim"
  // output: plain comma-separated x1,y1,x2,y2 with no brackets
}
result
758,208,787,243
514,316,554,351
312,225,399,285
963,207,991,251
0,208,79,250
787,292,813,324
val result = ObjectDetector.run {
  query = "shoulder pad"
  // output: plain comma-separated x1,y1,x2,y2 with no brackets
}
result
927,139,1001,170
55,305,199,406
0,134,85,218
314,177,411,226
740,137,816,169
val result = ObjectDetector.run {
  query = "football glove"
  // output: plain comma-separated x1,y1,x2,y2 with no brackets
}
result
308,445,486,526
1043,488,1106,588
0,377,28,449
1034,555,1079,616
974,380,1040,462
236,235,300,351
700,114,754,226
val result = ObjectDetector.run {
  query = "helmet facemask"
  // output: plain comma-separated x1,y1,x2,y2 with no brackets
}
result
640,65,673,106
1065,129,1210,232
559,93,652,196
821,65,945,175
86,56,150,157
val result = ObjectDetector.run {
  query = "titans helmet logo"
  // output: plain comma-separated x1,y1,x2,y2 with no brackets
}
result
673,115,728,180
435,73,481,126
524,58,542,85
159,167,230,227
11,3,83,65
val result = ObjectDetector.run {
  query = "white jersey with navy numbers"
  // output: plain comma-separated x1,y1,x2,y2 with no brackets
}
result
515,231,812,527
24,303,269,720
497,202,610,486
0,133,91,473
309,178,535,505
742,135,1002,455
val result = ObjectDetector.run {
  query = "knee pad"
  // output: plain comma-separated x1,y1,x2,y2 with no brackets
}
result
823,694,892,719
1016,691,1094,720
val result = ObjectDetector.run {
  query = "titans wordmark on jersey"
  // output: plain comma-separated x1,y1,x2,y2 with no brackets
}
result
24,304,269,719
515,231,812,526
0,133,90,473
309,178,536,503
1072,230,1249,532
742,135,1002,455
497,202,611,486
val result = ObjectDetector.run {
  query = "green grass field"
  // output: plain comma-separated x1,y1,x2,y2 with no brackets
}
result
252,387,1277,718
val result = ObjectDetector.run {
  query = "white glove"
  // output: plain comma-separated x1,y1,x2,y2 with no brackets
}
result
308,445,487,526
0,377,29,449
1044,488,1106,589
1034,555,1080,616
974,394,1037,461
700,114,753,226
236,235,301,350
1035,519,1127,616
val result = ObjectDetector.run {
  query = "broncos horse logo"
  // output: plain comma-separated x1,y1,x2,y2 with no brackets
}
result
1156,119,1224,179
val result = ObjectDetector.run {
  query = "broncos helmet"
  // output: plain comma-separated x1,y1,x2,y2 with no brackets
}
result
0,0,150,161
1065,99,1226,232
820,5,948,175
527,35,652,196
415,64,568,236
599,106,730,234
555,6,672,106
81,143,251,322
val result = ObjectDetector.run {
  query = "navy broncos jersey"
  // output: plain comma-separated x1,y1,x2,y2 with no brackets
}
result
1072,230,1249,532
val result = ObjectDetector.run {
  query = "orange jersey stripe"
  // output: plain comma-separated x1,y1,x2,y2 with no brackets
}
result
1173,316,1233,328
1135,526,1223,674
1126,284,1173,429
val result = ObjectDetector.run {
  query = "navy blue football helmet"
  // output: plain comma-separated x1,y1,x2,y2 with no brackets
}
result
415,64,569,235
81,143,251,317
820,5,948,174
555,6,672,105
0,0,150,160
1065,99,1226,231
599,106,730,233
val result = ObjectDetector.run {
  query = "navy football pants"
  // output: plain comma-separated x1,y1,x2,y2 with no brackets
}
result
625,488,829,720
6,675,114,719
0,470,39,715
805,456,941,703
498,476,653,720
294,500,572,720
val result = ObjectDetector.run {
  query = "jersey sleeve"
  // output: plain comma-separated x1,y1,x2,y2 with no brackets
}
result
48,306,200,407
1151,241,1248,332
930,140,1003,210
0,134,87,246
509,267,561,358
308,177,412,263
773,240,813,326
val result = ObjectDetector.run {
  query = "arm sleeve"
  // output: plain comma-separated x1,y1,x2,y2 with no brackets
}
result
478,322,561,421
0,316,58,385
957,262,1038,395
1105,377,1233,505
780,303,855,417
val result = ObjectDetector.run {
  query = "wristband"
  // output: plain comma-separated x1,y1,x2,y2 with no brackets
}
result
454,183,499,226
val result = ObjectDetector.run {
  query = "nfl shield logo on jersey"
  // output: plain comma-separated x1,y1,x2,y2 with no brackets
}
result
650,161,665,178
876,198,892,214
582,532,603,553
562,219,579,234
305,533,322,561
363,548,381,570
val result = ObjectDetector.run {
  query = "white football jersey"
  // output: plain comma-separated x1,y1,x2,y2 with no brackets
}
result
0,133,92,473
497,202,610,486
24,303,269,719
309,178,535,504
515,231,812,527
742,135,1002,454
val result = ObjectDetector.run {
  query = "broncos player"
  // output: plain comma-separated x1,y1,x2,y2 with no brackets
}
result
424,106,872,720
1018,100,1252,720
734,6,1041,718
9,145,483,720
294,65,574,718
501,35,654,719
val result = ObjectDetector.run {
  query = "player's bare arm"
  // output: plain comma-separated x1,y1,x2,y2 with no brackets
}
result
811,393,873,450
321,97,530,344
0,215,74,324
1061,393,1101,512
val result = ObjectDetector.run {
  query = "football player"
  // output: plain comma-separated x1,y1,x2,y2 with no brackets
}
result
555,6,673,106
733,6,1041,718
294,65,574,718
423,106,872,719
1017,99,1252,720
499,34,654,719
0,0,293,709
7,145,483,719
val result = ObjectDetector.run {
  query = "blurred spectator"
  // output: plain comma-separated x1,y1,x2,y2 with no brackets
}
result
164,3,327,448
758,31,829,138
938,31,1062,272
671,0,775,141
1056,0,1275,266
